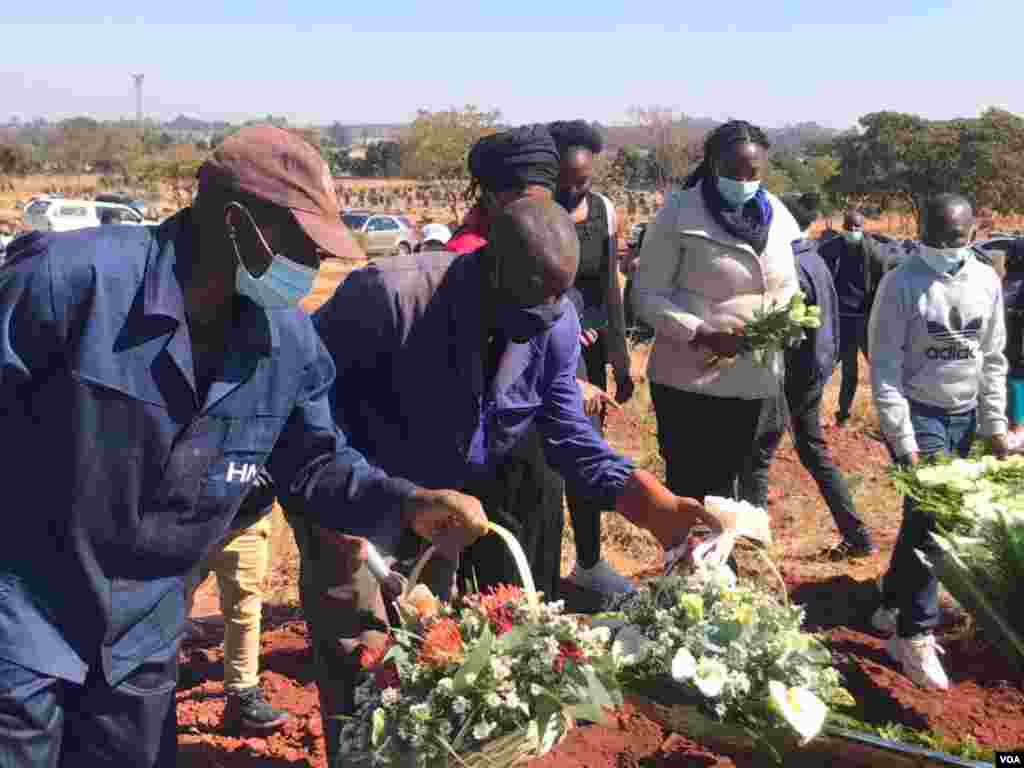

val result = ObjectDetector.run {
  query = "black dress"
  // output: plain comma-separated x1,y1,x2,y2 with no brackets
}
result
566,193,630,568
454,334,566,600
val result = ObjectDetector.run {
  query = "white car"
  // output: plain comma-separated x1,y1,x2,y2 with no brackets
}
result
23,198,149,233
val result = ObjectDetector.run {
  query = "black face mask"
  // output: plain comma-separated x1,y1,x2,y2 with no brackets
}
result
556,188,587,212
495,298,567,343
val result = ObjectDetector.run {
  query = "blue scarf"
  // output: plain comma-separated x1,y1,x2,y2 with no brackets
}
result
700,175,773,254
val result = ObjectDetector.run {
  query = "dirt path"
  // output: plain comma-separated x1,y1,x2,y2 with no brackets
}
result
177,265,1024,766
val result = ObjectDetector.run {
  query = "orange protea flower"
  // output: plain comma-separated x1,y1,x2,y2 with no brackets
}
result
398,584,441,622
359,639,393,671
419,618,466,668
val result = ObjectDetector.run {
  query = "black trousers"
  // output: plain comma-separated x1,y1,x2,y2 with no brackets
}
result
566,339,608,569
650,385,766,501
838,315,869,419
460,426,566,600
738,376,870,544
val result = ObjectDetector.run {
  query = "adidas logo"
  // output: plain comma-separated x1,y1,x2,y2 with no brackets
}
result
926,306,982,343
926,306,981,361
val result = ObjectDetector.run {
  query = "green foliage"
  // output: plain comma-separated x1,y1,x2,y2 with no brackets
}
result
826,109,1024,233
399,105,501,183
828,713,996,762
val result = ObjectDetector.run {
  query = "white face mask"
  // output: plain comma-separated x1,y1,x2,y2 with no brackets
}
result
919,245,972,274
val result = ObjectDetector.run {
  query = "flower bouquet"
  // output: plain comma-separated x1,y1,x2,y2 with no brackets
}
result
338,525,624,767
594,562,854,764
706,291,822,369
891,453,1024,670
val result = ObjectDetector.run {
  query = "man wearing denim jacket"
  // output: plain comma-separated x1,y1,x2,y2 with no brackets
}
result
869,194,1008,691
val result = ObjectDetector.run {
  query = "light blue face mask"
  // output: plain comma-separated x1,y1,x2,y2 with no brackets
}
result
844,231,864,245
716,176,761,208
919,245,972,275
228,203,317,309
236,253,317,309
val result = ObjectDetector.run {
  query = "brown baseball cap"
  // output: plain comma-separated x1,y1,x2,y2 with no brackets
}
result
198,125,360,259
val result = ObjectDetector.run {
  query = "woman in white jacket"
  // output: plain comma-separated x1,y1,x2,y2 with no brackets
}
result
633,121,800,501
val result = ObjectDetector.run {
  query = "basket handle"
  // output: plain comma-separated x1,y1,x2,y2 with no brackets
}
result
403,522,540,614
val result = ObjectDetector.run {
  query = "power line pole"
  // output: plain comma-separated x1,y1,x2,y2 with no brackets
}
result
132,74,144,132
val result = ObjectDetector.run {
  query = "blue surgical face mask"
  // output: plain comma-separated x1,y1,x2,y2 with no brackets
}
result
919,245,972,275
716,176,761,208
844,231,864,245
496,298,567,343
236,253,317,309
228,203,317,309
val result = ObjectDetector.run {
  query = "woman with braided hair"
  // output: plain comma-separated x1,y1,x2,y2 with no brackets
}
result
633,120,801,503
548,119,637,594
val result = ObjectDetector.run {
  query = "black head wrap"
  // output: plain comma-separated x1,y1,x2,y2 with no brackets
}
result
468,124,560,195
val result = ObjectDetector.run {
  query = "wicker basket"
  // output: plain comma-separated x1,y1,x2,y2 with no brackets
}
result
392,524,573,767
398,710,575,768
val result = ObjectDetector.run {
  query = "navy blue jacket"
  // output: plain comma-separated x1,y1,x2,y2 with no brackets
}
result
819,235,882,317
787,239,840,386
312,248,634,550
0,212,414,686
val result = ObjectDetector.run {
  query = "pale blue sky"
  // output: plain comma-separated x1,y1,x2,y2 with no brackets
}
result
1,0,1021,129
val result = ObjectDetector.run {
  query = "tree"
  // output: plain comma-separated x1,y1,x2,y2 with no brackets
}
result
399,105,502,218
964,108,1024,216
627,106,701,190
92,127,146,188
826,110,1024,233
359,141,402,177
50,117,103,181
0,142,35,190
143,144,206,209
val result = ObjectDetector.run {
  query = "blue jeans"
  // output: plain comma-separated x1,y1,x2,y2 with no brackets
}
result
881,402,977,638
0,650,178,767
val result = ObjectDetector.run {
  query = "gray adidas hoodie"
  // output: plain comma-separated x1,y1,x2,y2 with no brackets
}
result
868,248,1007,458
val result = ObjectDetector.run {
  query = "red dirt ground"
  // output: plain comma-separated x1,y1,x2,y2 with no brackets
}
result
177,417,1024,767
176,267,1024,766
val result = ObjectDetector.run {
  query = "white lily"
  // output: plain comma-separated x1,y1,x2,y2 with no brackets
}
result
671,647,697,681
768,681,827,744
473,720,497,741
693,658,729,698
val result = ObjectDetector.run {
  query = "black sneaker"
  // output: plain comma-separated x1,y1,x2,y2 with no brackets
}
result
224,686,291,733
828,538,878,561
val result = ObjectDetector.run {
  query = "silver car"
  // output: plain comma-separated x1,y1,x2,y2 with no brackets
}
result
341,211,420,257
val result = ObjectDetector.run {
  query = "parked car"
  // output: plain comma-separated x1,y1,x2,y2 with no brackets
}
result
341,211,420,257
95,193,150,219
23,198,148,233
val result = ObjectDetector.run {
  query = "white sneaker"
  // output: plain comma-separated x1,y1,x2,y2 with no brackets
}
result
885,634,950,690
871,606,899,636
568,559,636,595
